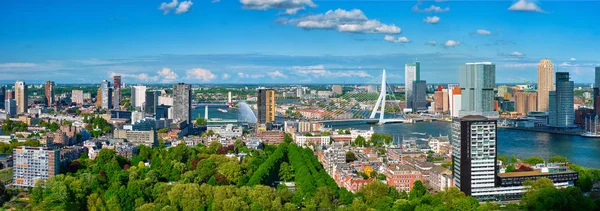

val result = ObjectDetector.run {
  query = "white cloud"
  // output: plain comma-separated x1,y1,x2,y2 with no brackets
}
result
175,1,193,14
508,0,544,13
186,68,216,82
237,72,265,79
423,5,450,13
384,35,411,43
0,63,36,68
222,73,230,79
475,29,492,35
503,63,538,68
212,0,220,3
570,58,576,61
159,0,178,14
267,70,288,78
282,9,401,34
559,62,576,67
444,40,460,47
425,41,437,46
157,68,179,83
240,0,316,15
293,65,372,78
510,51,524,56
423,16,440,24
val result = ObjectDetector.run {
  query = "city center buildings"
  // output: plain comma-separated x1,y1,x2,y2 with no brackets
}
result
458,62,498,118
537,59,555,112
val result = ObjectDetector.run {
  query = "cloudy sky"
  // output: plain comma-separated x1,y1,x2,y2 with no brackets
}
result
1,0,599,84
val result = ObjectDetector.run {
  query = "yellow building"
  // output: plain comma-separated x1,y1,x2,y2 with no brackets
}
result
257,89,275,124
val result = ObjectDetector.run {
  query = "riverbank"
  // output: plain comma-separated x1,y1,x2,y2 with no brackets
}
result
504,127,583,136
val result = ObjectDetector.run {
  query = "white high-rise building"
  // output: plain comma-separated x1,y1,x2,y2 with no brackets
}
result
131,86,147,109
14,81,28,114
405,62,420,102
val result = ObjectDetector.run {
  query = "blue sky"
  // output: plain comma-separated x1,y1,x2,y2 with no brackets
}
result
1,0,599,84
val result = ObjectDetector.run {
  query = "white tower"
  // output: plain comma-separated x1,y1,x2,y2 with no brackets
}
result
370,69,387,124
204,105,209,120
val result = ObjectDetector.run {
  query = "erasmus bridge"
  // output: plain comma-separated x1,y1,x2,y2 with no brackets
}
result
314,69,414,125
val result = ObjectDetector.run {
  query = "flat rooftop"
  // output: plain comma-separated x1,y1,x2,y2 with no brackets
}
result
498,170,576,177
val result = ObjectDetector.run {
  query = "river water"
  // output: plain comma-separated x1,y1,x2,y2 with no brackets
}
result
193,107,600,168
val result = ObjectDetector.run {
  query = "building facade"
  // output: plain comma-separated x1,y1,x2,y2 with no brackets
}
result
548,72,575,128
5,99,16,118
45,81,55,107
113,75,121,107
72,90,84,105
13,147,60,188
452,115,497,196
537,59,555,112
131,86,147,109
257,89,275,124
332,85,343,96
100,80,112,109
173,83,192,124
459,63,497,118
409,80,427,112
514,92,538,116
15,81,28,114
405,62,421,103
145,90,161,116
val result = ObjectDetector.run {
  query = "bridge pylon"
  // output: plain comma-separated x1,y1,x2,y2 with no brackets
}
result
369,69,387,124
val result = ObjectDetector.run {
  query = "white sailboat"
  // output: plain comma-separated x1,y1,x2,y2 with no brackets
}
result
581,115,600,138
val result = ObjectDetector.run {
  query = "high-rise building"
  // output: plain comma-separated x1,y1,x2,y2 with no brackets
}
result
113,76,122,108
458,62,497,118
405,62,421,102
0,86,5,110
548,72,575,128
595,67,600,117
442,89,449,112
434,90,444,113
595,66,600,89
45,81,55,107
173,83,192,124
100,80,112,109
408,80,427,112
5,99,16,118
72,90,84,105
13,147,60,188
257,88,275,124
14,81,28,114
452,115,497,196
145,90,161,116
537,59,555,112
514,92,538,116
449,86,462,117
332,85,343,96
5,90,13,100
132,86,147,109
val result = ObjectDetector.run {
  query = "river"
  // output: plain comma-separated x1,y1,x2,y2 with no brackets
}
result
193,107,600,168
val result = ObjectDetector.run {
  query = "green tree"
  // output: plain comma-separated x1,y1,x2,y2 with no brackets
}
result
523,156,545,165
279,162,294,182
548,155,569,163
346,151,358,163
409,180,428,200
505,165,516,173
195,118,207,126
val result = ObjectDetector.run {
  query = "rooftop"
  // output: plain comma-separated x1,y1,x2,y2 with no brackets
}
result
498,169,576,177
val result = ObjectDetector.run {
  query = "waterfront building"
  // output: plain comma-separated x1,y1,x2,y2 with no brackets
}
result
173,83,192,124
332,85,343,96
458,62,498,118
14,81,28,114
449,85,461,117
5,99,16,118
13,147,60,188
0,86,5,109
131,86,147,109
575,108,595,126
72,90,84,105
452,115,497,197
45,81,55,107
442,89,449,112
113,75,122,107
434,90,443,113
538,59,555,112
548,72,575,128
514,92,538,116
257,88,275,124
145,90,161,116
405,62,420,103
497,86,510,98
595,67,600,117
408,80,427,112
100,80,112,109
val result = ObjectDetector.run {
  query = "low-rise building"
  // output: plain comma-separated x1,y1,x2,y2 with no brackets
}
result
294,134,330,147
207,124,243,138
114,129,157,147
429,166,453,192
385,164,424,192
257,131,284,145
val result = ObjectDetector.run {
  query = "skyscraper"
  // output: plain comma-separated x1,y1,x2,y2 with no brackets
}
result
0,86,5,110
145,90,161,116
405,62,420,102
595,67,600,117
548,72,575,128
458,62,497,118
5,99,16,118
113,75,121,108
257,88,275,124
408,80,427,112
537,59,555,112
14,81,28,114
100,80,112,109
173,83,192,124
452,115,497,196
595,66,600,89
434,90,443,113
132,86,147,109
45,81,55,107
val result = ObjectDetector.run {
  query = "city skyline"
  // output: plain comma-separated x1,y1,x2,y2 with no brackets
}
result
1,0,599,84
